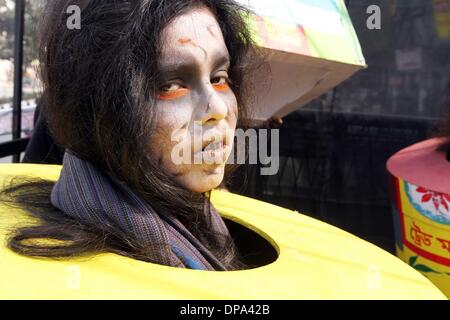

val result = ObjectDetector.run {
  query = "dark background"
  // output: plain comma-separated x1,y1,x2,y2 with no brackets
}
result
229,0,450,254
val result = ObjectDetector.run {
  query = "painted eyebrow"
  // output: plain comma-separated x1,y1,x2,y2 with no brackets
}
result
158,52,231,77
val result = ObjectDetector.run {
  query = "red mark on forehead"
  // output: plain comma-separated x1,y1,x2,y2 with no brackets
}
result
177,37,207,59
178,38,192,44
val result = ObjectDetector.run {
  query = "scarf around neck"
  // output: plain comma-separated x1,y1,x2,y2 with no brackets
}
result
50,152,232,271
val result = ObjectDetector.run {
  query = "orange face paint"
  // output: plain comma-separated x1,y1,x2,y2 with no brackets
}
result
178,37,192,45
212,82,229,92
157,88,189,101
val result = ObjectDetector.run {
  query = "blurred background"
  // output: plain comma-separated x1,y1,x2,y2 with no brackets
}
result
0,0,43,161
229,0,450,254
0,0,449,253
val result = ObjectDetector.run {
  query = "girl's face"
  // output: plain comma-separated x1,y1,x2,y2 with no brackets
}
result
151,7,238,193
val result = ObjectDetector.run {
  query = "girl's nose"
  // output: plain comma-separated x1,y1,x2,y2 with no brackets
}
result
200,89,228,126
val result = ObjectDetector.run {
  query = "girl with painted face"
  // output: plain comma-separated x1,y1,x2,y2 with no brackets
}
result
2,0,254,270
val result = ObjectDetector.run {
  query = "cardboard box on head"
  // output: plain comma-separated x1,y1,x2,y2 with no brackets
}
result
237,0,366,122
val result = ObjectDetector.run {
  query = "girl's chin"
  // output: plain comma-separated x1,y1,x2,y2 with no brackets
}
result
177,165,226,193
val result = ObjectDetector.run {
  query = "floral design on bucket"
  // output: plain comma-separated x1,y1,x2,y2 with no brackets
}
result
405,182,450,225
408,256,450,275
416,187,450,211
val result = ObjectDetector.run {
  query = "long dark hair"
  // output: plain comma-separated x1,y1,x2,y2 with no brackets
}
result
1,0,255,270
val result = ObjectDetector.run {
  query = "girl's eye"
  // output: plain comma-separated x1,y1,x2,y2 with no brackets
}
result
161,83,183,92
157,82,189,100
211,76,231,92
212,76,228,85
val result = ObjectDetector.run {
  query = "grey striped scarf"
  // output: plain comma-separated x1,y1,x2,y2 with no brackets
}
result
50,152,231,270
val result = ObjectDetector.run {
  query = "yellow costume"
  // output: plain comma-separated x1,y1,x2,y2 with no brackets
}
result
0,164,445,299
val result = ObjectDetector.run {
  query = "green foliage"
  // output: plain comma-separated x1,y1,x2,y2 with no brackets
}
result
413,264,441,274
0,0,15,60
408,256,418,266
0,0,43,66
408,255,443,274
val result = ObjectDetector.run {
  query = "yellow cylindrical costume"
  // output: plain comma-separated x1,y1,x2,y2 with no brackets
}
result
0,164,445,299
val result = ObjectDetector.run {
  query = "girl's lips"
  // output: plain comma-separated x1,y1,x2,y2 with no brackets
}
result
194,142,231,165
203,140,224,152
201,131,228,152
190,128,233,164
